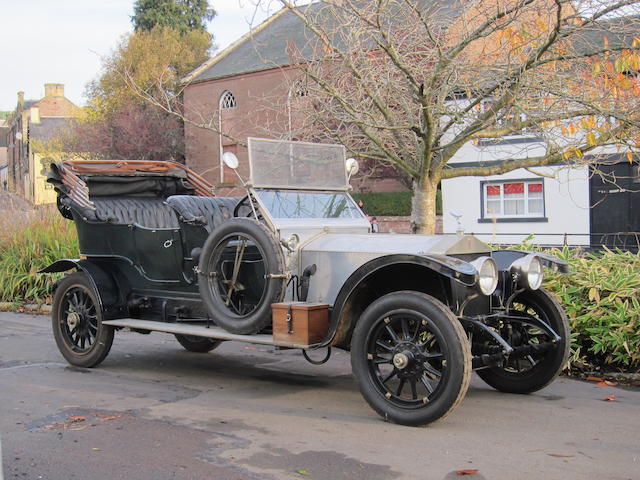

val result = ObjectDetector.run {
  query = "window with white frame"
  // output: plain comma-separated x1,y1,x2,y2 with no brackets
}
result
220,90,236,109
483,180,544,218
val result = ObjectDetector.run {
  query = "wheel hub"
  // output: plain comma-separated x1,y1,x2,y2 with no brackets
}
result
393,352,411,369
67,312,81,329
392,342,426,378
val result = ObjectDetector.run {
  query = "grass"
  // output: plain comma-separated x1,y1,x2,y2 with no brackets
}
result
0,206,78,303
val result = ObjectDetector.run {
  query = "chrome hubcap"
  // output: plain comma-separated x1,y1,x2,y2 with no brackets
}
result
393,352,410,370
67,312,81,330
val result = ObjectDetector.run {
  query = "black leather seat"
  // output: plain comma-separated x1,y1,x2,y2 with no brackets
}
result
166,195,240,232
90,197,180,229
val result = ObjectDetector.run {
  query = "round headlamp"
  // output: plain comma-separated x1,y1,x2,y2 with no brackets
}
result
470,256,498,296
510,254,544,290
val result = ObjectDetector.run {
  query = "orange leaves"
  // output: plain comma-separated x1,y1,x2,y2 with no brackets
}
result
535,19,548,33
596,380,618,387
582,116,597,129
456,470,479,476
627,152,634,164
563,147,583,160
602,394,617,402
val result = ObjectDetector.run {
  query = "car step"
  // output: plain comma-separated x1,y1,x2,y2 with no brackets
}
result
101,318,312,349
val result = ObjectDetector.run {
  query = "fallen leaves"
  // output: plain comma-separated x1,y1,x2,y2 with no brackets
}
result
67,415,87,423
42,414,87,431
40,411,124,431
602,394,617,402
295,469,310,476
547,453,574,458
456,470,479,476
596,380,618,387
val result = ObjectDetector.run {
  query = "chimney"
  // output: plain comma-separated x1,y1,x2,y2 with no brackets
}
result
30,107,41,124
17,91,24,106
44,83,64,98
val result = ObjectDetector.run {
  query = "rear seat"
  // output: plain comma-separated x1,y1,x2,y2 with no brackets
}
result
166,195,240,232
91,197,180,229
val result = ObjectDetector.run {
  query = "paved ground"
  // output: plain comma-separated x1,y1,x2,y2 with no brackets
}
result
0,312,638,480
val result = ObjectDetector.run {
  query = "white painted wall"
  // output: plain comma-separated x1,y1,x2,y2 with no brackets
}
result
442,143,592,246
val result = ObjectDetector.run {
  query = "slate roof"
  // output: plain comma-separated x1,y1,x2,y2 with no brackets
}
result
572,15,640,54
187,2,640,85
187,0,462,83
29,117,74,148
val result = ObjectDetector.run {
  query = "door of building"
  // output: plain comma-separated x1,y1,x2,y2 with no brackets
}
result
590,160,640,251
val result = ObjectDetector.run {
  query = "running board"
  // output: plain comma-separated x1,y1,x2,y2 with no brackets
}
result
101,318,312,349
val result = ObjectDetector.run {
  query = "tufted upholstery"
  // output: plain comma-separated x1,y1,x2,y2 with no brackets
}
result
166,195,240,232
91,197,180,229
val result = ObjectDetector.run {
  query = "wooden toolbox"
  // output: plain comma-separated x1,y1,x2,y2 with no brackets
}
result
271,302,330,346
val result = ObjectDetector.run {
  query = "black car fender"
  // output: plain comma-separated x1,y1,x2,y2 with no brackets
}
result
326,254,478,348
38,259,124,316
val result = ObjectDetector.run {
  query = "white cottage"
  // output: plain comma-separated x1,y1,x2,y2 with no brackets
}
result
441,134,639,250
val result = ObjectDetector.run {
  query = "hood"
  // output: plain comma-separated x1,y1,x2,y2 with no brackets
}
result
301,233,491,256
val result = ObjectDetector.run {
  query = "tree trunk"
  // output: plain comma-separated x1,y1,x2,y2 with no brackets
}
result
410,179,439,235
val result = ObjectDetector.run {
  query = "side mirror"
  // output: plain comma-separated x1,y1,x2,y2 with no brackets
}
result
346,157,359,178
222,152,239,170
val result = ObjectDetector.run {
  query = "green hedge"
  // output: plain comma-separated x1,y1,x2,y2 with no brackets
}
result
543,247,640,370
352,190,442,216
0,210,78,302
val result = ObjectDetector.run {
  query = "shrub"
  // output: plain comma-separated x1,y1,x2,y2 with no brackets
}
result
352,190,442,216
543,247,640,370
0,208,78,302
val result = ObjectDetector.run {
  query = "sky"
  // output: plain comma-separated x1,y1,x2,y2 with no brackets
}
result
0,0,277,112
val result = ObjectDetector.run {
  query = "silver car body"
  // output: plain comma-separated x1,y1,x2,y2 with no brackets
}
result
246,137,492,306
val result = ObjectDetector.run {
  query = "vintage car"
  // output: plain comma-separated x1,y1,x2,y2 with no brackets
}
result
40,138,570,426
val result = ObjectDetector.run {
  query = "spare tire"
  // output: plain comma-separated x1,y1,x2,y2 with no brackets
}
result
198,218,286,334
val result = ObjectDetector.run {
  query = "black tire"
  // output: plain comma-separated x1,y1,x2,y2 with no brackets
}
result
51,272,114,368
476,288,570,394
351,291,472,426
198,218,286,334
175,334,222,353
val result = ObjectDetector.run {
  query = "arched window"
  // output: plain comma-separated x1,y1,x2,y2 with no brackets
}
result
220,90,236,109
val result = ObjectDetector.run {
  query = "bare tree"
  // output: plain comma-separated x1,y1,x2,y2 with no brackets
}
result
269,0,640,233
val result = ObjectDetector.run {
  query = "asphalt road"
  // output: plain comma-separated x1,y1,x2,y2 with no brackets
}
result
0,312,638,480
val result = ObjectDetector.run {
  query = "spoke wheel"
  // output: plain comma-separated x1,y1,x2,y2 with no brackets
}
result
175,334,222,353
351,292,471,426
52,272,114,367
477,288,570,394
198,218,286,334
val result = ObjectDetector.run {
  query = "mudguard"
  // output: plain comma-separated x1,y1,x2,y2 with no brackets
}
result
38,259,124,317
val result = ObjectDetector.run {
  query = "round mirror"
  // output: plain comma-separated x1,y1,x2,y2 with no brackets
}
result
222,152,239,170
346,157,359,176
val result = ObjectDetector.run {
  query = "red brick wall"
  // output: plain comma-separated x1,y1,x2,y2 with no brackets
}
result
35,97,77,117
184,67,295,188
183,66,409,195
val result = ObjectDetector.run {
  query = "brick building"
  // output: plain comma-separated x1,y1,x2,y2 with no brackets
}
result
5,83,78,203
182,5,405,195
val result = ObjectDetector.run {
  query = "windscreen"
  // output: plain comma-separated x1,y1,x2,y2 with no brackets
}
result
248,138,348,189
256,190,364,219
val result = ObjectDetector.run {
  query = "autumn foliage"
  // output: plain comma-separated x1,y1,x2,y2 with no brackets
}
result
65,26,212,161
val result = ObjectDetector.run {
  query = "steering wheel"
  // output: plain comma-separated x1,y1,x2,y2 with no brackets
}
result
233,195,257,218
